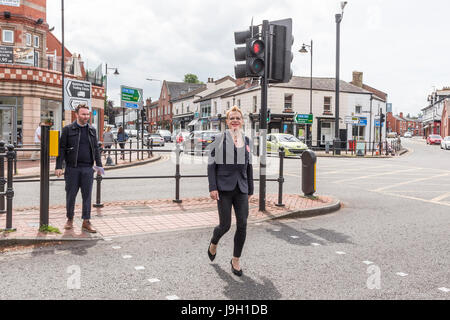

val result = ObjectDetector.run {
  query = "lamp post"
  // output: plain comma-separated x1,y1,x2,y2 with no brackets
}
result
334,1,348,155
104,63,119,166
299,40,313,147
146,78,162,131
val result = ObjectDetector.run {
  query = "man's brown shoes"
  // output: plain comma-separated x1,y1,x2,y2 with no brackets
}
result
82,220,97,233
64,219,73,230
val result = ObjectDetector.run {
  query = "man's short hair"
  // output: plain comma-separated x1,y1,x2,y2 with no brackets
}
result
75,104,89,113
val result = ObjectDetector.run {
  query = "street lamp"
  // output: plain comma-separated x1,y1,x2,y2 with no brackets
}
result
299,40,313,147
146,78,162,131
104,63,119,166
334,1,348,155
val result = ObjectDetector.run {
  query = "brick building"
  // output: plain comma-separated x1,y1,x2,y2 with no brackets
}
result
387,112,422,136
441,99,450,138
0,0,105,147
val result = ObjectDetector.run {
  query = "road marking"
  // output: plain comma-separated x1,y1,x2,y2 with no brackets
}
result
431,192,450,202
272,229,281,232
336,251,346,255
337,168,418,183
311,243,321,246
104,238,113,241
122,255,132,259
363,261,374,265
372,173,450,192
135,266,145,271
166,295,180,300
148,278,160,283
396,272,408,277
290,236,299,239
374,191,450,208
112,246,121,250
438,287,449,293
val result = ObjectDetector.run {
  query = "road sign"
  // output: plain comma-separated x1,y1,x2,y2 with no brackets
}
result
345,116,353,124
375,119,383,127
64,79,92,111
121,85,143,109
0,46,13,64
358,117,367,126
295,113,313,124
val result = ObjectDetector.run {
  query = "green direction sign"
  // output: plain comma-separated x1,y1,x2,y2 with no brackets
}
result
120,85,143,109
295,113,313,124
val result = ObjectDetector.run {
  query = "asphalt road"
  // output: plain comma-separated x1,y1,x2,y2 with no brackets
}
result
1,137,449,300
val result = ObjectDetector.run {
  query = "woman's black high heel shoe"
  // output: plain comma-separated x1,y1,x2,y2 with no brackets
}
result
230,259,243,277
208,243,216,262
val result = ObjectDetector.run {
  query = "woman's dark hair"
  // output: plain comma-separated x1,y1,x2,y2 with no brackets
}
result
118,127,123,133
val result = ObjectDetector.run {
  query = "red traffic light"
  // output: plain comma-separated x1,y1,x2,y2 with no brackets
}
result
249,39,264,56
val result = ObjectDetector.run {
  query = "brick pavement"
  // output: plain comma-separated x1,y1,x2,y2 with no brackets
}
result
0,194,339,241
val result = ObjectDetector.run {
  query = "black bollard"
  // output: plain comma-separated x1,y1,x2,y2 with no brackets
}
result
93,173,104,208
301,149,316,196
0,141,5,214
114,140,118,164
5,144,16,231
276,147,285,207
129,139,132,162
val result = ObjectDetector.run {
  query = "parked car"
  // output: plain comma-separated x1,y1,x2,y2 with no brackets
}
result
147,133,165,146
267,133,308,157
403,132,412,138
157,129,173,142
387,132,398,138
137,130,149,139
440,136,450,150
426,134,442,145
183,130,219,155
176,131,191,144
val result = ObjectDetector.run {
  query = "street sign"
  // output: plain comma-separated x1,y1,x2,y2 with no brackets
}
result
64,79,92,111
295,113,313,124
0,46,13,64
345,116,353,124
121,85,143,109
375,120,383,127
358,117,367,126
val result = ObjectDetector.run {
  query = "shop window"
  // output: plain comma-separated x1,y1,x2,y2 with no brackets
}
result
3,30,14,43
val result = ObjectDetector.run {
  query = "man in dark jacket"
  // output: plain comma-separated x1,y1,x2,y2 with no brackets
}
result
55,104,103,233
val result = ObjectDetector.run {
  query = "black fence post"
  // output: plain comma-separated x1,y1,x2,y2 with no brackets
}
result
150,138,153,157
39,125,50,227
0,141,5,214
129,139,132,162
114,140,118,164
147,137,150,158
173,143,182,203
276,147,285,207
5,144,15,231
13,142,18,175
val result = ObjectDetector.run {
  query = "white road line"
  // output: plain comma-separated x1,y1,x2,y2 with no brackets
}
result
112,246,121,250
290,236,299,239
104,238,113,241
336,251,346,255
431,192,450,202
135,266,145,271
148,278,160,283
362,261,374,265
272,229,281,232
166,295,180,300
374,191,450,208
122,255,132,259
396,272,408,277
311,243,321,246
372,173,450,192
337,168,418,183
438,287,450,293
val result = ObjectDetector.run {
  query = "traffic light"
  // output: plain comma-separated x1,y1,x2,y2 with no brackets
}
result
380,112,385,123
141,108,147,122
268,18,294,83
234,26,265,78
267,108,271,123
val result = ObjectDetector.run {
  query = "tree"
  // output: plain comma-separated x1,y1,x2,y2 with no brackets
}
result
184,73,202,84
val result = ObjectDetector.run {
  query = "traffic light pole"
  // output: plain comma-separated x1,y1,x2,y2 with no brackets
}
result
259,20,269,212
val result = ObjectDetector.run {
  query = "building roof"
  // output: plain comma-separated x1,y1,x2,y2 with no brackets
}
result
194,86,237,103
271,76,372,94
166,82,205,100
170,85,207,103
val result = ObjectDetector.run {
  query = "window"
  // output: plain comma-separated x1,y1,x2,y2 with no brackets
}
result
284,94,293,110
186,105,190,113
227,101,230,109
253,96,257,113
181,103,184,114
33,35,39,48
355,105,361,114
237,99,241,107
324,97,332,113
34,51,40,67
214,101,217,114
3,30,14,43
25,33,32,46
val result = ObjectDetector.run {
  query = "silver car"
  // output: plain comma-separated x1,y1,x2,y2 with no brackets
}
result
147,133,165,146
441,136,450,150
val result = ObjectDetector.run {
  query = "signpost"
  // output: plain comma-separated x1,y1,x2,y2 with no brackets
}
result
63,78,92,111
120,85,143,110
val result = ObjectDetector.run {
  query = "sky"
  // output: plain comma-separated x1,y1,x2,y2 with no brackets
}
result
46,0,450,116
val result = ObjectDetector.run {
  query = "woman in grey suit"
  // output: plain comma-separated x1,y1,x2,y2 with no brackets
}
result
207,106,254,277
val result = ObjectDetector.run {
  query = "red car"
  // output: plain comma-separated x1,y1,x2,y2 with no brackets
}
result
427,134,442,145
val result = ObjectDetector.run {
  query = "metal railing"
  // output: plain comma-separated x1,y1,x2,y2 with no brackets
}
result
0,141,16,231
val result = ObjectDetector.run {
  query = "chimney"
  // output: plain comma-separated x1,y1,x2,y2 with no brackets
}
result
399,112,404,118
352,71,363,88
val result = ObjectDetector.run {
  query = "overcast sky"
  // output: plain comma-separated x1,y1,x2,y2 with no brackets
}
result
46,0,449,116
